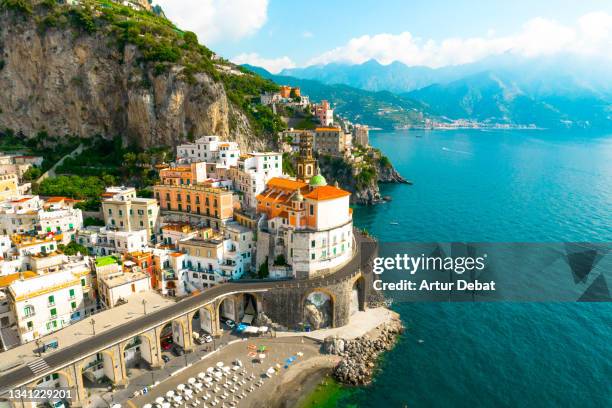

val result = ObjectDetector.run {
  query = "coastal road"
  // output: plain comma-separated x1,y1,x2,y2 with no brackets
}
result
0,232,375,395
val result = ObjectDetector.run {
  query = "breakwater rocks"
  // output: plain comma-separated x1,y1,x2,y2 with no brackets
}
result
323,315,404,386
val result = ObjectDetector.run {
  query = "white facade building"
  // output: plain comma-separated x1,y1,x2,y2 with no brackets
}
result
8,257,95,343
177,136,240,167
77,226,148,256
228,152,283,209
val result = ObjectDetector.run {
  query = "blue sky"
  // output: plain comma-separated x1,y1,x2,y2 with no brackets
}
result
157,0,612,72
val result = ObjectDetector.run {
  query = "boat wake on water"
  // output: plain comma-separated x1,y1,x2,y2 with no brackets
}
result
442,147,472,155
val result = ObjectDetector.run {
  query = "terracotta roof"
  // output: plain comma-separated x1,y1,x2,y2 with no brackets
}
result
46,196,68,203
303,185,351,201
315,127,341,132
169,252,184,258
0,271,37,288
266,177,307,191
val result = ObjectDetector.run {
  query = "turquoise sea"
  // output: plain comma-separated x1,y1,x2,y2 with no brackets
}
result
341,130,612,407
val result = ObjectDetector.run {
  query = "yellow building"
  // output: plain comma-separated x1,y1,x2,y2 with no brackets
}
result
101,187,159,241
0,173,19,201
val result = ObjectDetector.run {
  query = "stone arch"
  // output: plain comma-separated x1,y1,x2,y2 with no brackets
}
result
217,296,236,324
351,274,366,314
237,292,259,323
302,288,336,329
35,368,73,388
191,305,214,335
121,333,154,369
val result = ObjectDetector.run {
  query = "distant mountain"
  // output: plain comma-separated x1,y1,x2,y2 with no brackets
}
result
243,65,432,129
280,59,477,93
406,59,612,128
280,56,612,129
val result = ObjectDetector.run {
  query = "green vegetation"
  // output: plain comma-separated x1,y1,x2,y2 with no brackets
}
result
22,166,42,181
84,216,105,227
34,174,106,203
59,241,89,256
0,128,82,172
355,166,376,189
294,117,317,130
273,254,287,266
282,152,296,177
96,255,119,267
379,155,392,168
56,136,168,188
257,258,269,279
222,71,285,134
0,0,32,14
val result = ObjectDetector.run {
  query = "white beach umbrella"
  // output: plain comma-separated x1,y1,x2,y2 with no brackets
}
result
198,372,207,379
177,384,186,391
143,404,152,408
166,390,175,398
216,362,224,368
155,397,165,404
207,367,215,373
188,377,196,384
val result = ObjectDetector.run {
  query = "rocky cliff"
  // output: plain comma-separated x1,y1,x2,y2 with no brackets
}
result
0,0,274,150
318,149,408,205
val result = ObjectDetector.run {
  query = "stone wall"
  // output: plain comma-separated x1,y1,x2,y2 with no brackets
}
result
260,271,366,330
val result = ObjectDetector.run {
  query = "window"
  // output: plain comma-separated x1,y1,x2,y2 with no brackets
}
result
311,253,315,260
27,321,33,330
309,205,314,216
71,301,77,310
50,308,57,317
69,289,75,298
108,209,112,215
48,295,55,306
311,240,315,248
23,305,34,317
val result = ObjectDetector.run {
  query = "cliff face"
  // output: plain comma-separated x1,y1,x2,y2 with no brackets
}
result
0,5,268,151
318,152,407,205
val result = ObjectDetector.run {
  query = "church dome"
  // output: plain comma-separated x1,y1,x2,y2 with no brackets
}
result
309,174,327,187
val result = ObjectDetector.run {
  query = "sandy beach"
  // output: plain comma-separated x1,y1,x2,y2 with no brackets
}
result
127,308,400,408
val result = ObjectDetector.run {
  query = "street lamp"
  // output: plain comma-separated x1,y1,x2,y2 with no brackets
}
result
90,318,96,335
142,299,147,315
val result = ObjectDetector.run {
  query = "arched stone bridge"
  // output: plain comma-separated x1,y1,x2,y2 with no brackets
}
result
0,232,376,407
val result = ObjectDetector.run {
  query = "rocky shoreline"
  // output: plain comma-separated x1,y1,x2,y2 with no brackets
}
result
323,313,404,386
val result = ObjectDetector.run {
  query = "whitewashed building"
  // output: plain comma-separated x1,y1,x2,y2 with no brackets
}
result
7,257,95,343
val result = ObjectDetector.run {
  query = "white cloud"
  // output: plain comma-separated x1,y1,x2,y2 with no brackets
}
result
302,31,314,38
307,12,612,67
232,53,296,73
156,0,269,44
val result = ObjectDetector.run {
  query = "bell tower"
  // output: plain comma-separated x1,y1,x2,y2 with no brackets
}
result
296,132,317,182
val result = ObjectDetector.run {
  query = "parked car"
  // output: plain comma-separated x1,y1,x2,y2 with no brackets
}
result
204,334,213,343
225,319,236,329
172,347,184,357
161,355,170,363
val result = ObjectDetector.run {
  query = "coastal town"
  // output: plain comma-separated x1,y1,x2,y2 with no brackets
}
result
0,76,400,407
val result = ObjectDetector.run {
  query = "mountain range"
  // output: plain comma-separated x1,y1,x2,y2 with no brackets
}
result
276,56,612,129
243,65,430,129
